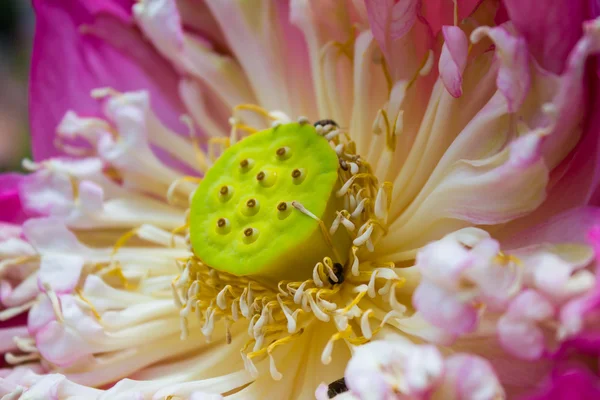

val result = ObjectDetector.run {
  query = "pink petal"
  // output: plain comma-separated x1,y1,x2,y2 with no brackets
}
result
0,326,28,353
30,0,184,160
503,0,586,74
439,26,469,98
501,207,600,249
0,173,27,224
498,290,555,360
471,26,530,112
420,0,482,37
365,0,419,63
442,354,503,400
413,281,478,336
523,368,600,400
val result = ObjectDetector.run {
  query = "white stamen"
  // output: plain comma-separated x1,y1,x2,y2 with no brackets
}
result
307,294,330,322
351,198,367,219
361,309,374,339
269,352,283,380
216,285,232,310
248,314,259,338
389,284,408,314
239,288,249,318
242,353,259,378
375,186,388,221
394,110,404,136
420,50,434,76
201,308,216,339
292,201,319,220
321,338,335,364
353,224,374,246
297,116,309,125
372,109,384,135
341,216,356,232
336,176,357,197
231,300,239,321
325,129,340,140
313,263,324,287
349,162,359,175
330,214,342,235
180,316,189,340
278,295,300,333
351,247,360,276
294,281,309,304
0,301,35,321
334,314,348,331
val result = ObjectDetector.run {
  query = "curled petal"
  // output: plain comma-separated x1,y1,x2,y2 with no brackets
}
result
439,26,469,97
471,26,530,112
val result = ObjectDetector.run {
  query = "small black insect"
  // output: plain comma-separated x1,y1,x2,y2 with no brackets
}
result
313,119,339,128
327,377,348,398
328,263,345,285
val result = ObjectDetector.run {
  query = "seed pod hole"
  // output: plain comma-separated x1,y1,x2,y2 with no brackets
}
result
242,227,259,244
239,158,254,172
242,198,260,216
275,146,291,160
218,185,234,201
291,168,306,184
215,217,231,234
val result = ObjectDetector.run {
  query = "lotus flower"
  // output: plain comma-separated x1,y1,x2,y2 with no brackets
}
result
2,0,600,399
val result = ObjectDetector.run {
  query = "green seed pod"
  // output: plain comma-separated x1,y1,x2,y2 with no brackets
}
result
189,122,350,281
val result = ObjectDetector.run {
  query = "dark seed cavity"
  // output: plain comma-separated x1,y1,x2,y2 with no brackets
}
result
291,169,302,179
327,378,348,398
244,228,254,237
246,199,256,208
329,263,345,285
240,159,249,168
314,119,339,128
276,147,286,156
256,171,265,181
277,202,287,211
219,186,229,195
217,218,226,228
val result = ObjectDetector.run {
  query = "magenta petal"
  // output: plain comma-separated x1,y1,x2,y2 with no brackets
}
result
503,0,586,74
0,173,27,224
30,0,185,161
420,0,481,37
521,368,600,400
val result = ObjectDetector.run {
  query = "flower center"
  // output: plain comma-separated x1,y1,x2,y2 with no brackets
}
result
189,121,350,282
174,111,399,379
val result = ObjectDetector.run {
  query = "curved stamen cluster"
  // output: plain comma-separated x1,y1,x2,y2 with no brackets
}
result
174,110,405,379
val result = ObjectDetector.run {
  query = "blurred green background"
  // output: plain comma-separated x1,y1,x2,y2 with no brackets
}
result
0,0,33,173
